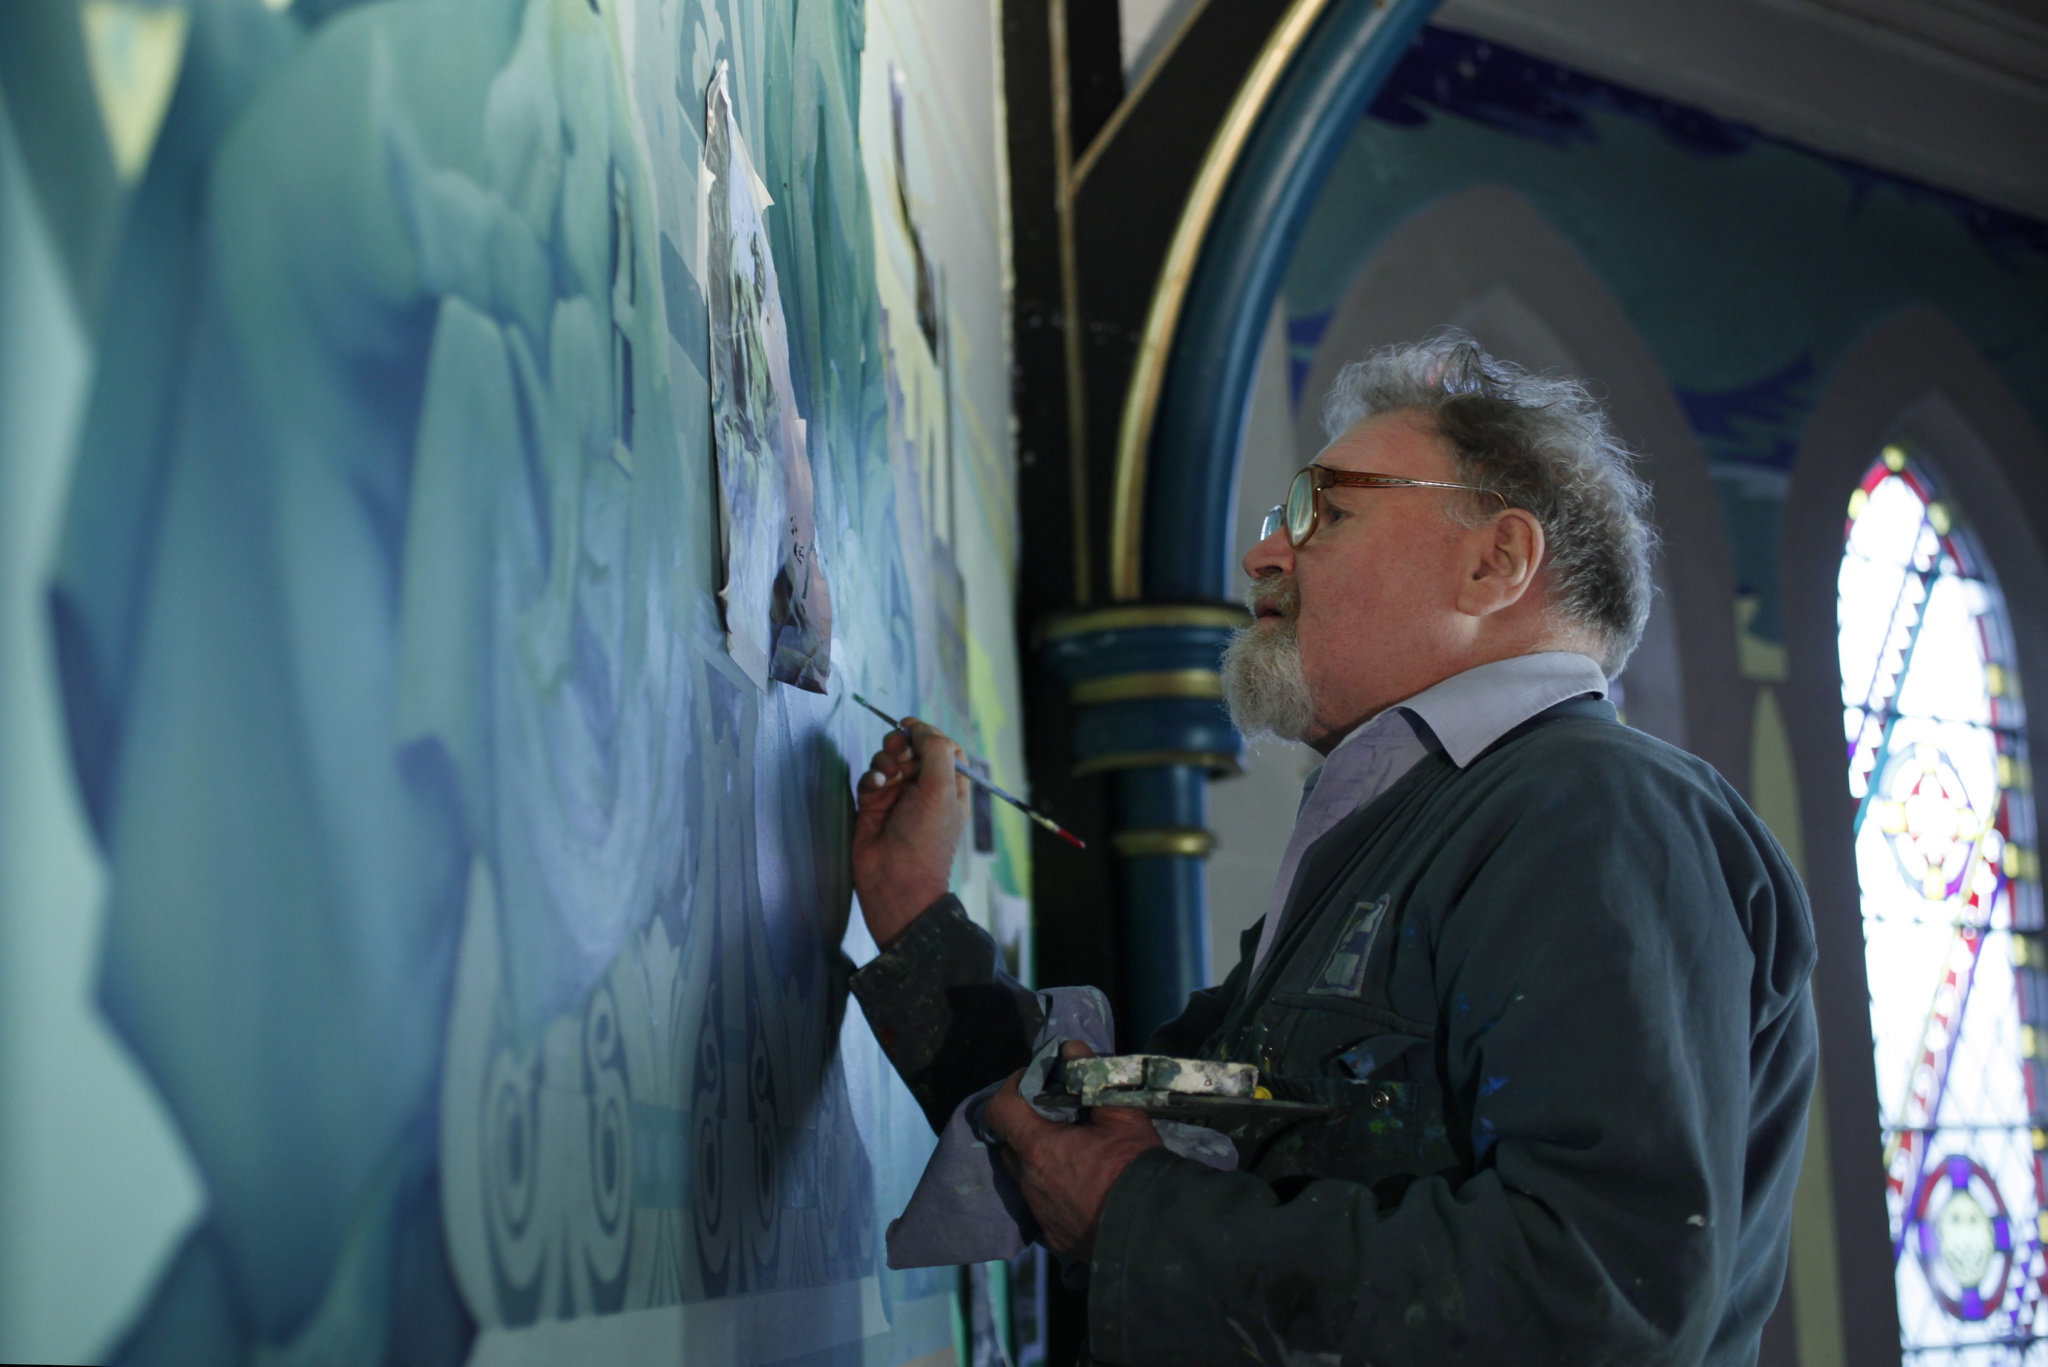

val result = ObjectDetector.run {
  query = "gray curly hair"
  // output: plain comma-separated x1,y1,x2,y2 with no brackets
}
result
1321,332,1656,675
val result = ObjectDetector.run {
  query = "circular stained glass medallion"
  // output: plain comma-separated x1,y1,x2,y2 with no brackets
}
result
1911,1154,2015,1321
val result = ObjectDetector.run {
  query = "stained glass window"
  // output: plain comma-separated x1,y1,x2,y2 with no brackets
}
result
1841,444,2045,1361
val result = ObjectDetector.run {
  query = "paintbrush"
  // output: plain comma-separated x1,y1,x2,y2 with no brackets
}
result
851,691,1087,850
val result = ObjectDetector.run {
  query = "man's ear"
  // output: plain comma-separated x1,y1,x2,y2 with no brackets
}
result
1456,508,1545,617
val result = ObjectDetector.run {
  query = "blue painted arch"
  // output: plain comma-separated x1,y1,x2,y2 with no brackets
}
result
1142,0,1441,604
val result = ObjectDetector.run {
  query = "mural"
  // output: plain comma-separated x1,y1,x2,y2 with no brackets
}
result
0,0,1025,1363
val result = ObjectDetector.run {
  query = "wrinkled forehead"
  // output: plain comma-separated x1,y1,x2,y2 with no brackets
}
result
1314,409,1455,479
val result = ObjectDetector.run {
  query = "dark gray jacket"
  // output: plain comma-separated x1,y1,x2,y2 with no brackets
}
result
852,699,1819,1366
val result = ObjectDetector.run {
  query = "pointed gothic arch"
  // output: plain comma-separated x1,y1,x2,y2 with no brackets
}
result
1282,182,1743,774
1781,305,2048,1367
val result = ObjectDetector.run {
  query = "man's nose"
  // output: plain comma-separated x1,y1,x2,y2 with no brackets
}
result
1244,522,1294,580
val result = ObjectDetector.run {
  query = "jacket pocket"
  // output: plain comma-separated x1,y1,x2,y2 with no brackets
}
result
1262,993,1427,1074
1333,1031,1428,1084
1245,1028,1453,1190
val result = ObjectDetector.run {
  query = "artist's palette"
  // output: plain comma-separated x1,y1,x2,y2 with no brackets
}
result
1033,1054,1334,1126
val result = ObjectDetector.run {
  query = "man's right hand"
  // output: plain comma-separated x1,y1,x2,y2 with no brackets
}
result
851,717,971,950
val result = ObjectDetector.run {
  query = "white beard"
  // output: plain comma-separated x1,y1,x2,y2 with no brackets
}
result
1220,581,1315,742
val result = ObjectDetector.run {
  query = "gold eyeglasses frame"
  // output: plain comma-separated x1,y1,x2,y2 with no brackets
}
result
1259,464,1508,547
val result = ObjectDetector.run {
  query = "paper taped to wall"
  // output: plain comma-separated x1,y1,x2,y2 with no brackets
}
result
705,61,833,693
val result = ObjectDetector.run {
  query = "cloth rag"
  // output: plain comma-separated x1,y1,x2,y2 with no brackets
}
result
884,985,1237,1270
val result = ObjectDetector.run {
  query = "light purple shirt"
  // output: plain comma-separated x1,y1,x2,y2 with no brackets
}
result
1245,652,1611,975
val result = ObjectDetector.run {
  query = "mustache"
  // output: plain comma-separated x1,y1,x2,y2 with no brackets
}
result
1244,574,1299,621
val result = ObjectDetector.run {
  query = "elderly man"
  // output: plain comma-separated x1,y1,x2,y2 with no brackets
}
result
849,335,1817,1365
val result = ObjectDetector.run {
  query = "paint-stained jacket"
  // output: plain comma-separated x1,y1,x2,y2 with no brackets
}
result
850,698,1819,1366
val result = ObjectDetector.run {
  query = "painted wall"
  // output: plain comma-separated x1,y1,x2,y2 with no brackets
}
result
0,1,1023,1363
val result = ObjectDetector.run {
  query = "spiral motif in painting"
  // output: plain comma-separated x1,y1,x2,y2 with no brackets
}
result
484,1046,547,1300
745,1001,783,1282
582,980,632,1297
690,975,731,1295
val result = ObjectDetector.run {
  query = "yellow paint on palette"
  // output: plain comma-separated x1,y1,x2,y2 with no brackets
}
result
80,0,190,182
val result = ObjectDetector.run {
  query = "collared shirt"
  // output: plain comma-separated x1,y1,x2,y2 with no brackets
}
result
1245,651,1610,975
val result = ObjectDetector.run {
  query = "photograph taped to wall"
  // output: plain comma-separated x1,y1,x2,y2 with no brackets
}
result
705,62,833,694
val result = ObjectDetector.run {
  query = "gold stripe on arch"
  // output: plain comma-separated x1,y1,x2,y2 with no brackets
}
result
1108,0,1335,602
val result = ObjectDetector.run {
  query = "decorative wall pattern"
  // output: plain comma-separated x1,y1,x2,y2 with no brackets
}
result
0,0,1022,1363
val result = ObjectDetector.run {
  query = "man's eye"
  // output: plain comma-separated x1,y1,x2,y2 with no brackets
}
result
1325,505,1347,524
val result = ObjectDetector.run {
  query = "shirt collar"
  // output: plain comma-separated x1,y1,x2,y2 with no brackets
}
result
1326,651,1609,769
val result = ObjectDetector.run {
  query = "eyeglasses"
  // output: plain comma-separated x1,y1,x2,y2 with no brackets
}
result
1259,464,1506,547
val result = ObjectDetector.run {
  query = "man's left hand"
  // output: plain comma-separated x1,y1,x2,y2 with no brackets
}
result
983,1041,1166,1263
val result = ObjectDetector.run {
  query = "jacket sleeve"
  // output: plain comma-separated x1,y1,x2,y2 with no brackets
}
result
848,893,1046,1131
1086,758,1816,1366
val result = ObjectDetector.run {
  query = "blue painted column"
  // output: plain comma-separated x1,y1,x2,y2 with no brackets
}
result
1041,606,1244,1040
1113,764,1214,1037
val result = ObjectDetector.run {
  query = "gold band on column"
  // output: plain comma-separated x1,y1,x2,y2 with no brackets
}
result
1111,827,1218,858
1074,749,1242,778
1070,669,1223,705
1038,603,1250,642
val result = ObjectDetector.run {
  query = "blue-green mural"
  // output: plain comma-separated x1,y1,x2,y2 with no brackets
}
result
0,0,1026,1362
1284,26,2048,655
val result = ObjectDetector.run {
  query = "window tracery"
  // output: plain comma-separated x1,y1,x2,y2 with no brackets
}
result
1841,444,2045,1358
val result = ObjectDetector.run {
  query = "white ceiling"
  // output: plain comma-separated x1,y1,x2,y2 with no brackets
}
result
1118,0,1203,82
1437,0,2048,223
1806,0,2048,88
1119,0,2048,223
